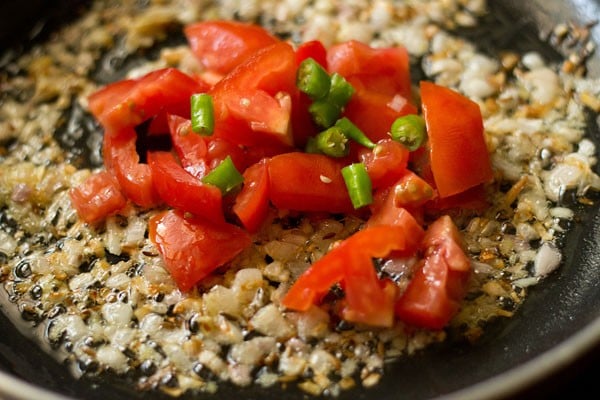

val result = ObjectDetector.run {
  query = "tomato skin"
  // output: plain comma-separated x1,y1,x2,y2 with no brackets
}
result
395,215,471,329
233,159,270,233
359,139,410,189
69,171,127,224
210,42,297,147
223,89,293,146
420,81,494,198
184,20,279,75
149,210,251,292
367,190,423,230
103,128,161,208
88,68,204,134
327,41,416,141
327,40,412,99
282,223,424,327
147,151,224,223
343,84,417,142
295,40,328,68
167,114,209,179
87,79,136,123
268,152,354,213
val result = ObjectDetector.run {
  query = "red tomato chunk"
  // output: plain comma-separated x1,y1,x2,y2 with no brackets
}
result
69,171,127,224
149,210,251,292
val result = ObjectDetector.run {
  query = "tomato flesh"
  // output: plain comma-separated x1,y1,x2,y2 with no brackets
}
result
359,139,410,189
167,114,209,179
89,68,204,134
185,20,279,75
233,159,270,233
103,128,161,208
69,171,127,224
268,152,353,213
395,215,471,329
147,151,224,223
420,81,493,198
149,210,251,292
327,40,416,142
295,40,328,68
210,42,297,147
282,223,424,327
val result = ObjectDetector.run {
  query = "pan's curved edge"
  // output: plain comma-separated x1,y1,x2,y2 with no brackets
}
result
0,372,73,400
440,315,600,400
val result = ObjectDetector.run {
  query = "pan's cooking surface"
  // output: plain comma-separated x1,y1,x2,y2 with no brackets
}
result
1,1,599,400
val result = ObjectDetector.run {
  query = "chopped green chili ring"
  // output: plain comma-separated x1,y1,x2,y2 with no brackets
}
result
328,73,354,107
190,93,215,135
390,114,427,151
201,156,244,195
304,137,321,154
309,100,341,128
314,126,350,158
297,58,331,100
335,117,375,149
341,163,373,209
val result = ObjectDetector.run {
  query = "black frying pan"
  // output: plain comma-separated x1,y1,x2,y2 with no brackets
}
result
1,1,599,399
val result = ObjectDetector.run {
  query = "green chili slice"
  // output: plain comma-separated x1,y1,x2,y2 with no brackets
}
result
390,114,426,151
335,117,375,149
341,163,373,209
328,73,354,107
314,126,349,157
309,100,341,128
304,137,321,154
201,156,244,195
307,73,355,128
297,58,331,100
190,93,215,135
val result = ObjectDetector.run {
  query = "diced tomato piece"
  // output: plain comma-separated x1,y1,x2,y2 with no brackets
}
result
327,40,412,99
282,223,424,327
327,41,416,141
205,137,248,172
420,81,494,198
87,79,136,122
69,171,127,224
184,20,279,75
210,42,297,147
103,128,161,208
341,272,398,327
392,171,435,208
88,68,204,134
149,210,251,292
295,40,328,69
167,114,209,179
268,152,353,213
343,81,417,142
224,89,292,145
233,159,270,233
359,139,410,189
395,215,471,329
367,190,423,230
147,151,224,223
